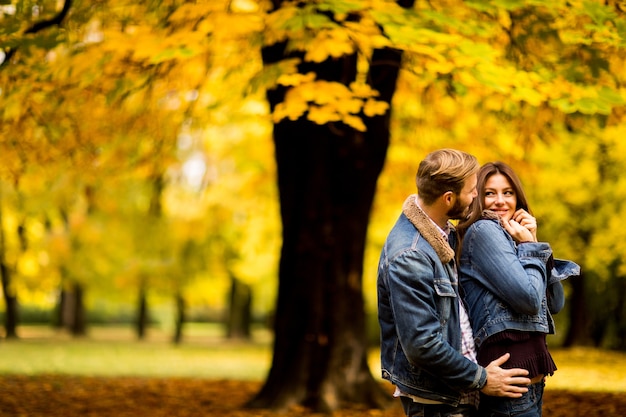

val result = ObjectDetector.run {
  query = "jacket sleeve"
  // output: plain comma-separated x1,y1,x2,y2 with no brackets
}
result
465,220,552,315
387,249,486,390
547,258,581,313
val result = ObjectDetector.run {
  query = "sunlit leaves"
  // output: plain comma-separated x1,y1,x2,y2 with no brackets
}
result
305,27,354,62
1,0,625,335
550,85,625,115
272,80,388,131
260,0,625,133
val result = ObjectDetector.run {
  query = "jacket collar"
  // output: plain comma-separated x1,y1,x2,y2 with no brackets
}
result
402,194,455,263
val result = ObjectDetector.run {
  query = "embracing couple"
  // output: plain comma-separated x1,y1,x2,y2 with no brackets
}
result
377,149,580,417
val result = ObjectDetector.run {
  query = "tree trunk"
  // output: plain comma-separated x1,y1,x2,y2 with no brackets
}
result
55,205,87,337
613,275,626,350
0,200,18,339
0,263,18,339
563,272,591,347
55,288,67,328
69,283,86,336
226,276,252,340
173,291,186,344
58,282,86,336
136,284,148,340
249,3,410,409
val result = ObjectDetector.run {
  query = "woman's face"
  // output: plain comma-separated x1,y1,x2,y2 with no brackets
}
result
484,173,517,222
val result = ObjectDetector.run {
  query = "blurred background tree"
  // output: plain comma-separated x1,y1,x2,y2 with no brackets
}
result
1,0,625,412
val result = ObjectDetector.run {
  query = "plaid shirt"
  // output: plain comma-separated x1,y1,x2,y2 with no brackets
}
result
459,299,480,408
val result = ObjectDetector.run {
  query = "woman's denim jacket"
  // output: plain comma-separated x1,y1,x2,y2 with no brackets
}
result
378,196,487,406
459,215,580,350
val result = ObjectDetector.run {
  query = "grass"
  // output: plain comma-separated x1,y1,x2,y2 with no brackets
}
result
2,324,626,393
0,324,272,380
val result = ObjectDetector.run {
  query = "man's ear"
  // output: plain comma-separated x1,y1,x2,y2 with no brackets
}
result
442,191,455,206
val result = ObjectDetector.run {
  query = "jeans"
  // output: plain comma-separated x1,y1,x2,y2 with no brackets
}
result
400,397,477,417
478,380,545,417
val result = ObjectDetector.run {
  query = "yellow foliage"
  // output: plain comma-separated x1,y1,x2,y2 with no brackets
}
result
344,19,390,51
305,28,354,63
1,0,625,323
263,4,298,45
308,105,342,124
17,251,40,278
270,79,389,129
306,80,351,103
512,86,545,107
277,71,316,87
424,59,455,75
273,91,309,121
407,43,448,63
363,99,389,117
349,82,380,99
342,114,367,132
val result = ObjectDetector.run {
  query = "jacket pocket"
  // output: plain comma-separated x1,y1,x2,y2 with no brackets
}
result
434,279,456,329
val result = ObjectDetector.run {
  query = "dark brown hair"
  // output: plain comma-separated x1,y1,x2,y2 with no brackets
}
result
456,161,531,240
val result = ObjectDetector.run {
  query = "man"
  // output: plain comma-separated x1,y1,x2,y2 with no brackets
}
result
377,149,530,417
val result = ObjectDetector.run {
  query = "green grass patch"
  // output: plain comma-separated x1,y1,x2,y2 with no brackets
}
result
2,326,626,393
0,324,272,380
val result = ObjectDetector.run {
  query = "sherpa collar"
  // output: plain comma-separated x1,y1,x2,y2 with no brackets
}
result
402,194,455,264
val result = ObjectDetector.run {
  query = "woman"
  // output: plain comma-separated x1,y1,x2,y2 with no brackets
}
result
456,162,579,417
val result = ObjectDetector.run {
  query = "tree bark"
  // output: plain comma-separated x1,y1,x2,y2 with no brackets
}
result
57,282,86,336
173,291,186,344
0,265,18,339
226,276,252,340
69,283,86,336
563,272,591,347
249,3,411,410
613,275,626,350
0,198,18,339
136,284,149,340
1,0,73,68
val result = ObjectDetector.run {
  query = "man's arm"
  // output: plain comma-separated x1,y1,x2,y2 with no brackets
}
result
480,353,531,398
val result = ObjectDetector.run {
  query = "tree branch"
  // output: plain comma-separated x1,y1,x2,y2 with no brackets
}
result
1,0,73,68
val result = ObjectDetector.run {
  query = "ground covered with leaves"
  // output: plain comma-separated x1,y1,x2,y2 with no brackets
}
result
0,376,624,417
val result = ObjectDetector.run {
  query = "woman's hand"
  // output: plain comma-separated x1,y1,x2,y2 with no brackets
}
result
503,209,537,243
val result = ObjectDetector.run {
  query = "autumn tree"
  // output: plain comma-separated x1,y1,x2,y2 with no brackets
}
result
248,0,626,411
2,0,276,341
2,3,626,412
246,0,419,410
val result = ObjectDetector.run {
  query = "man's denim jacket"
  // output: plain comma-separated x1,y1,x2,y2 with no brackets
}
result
378,196,487,406
459,214,580,350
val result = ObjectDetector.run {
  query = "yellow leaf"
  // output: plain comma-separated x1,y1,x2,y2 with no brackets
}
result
512,86,545,106
363,99,389,117
339,98,363,114
344,19,390,50
264,5,298,45
277,71,316,87
302,81,351,104
272,92,308,122
424,58,455,75
308,105,342,124
305,29,354,63
349,82,380,98
343,114,366,132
